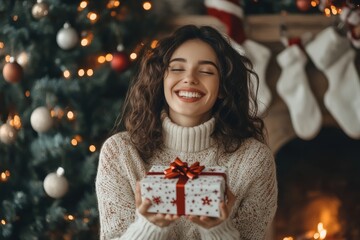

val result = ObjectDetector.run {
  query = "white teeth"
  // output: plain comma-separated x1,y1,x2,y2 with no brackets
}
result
178,91,202,98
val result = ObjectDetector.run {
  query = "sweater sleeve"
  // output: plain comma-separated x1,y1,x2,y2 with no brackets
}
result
231,142,278,240
95,135,170,240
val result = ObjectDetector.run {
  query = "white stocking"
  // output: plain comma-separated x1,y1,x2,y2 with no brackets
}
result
242,40,272,116
277,45,322,140
306,27,360,139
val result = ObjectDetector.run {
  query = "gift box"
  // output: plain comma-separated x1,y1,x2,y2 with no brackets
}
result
140,158,227,217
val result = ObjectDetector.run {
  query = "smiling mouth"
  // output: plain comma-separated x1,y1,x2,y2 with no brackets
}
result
177,90,204,99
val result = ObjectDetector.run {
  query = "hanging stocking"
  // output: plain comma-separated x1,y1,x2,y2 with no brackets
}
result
305,27,360,139
340,5,360,48
276,44,322,140
205,0,272,116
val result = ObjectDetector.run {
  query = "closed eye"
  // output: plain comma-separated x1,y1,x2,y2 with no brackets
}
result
199,71,214,75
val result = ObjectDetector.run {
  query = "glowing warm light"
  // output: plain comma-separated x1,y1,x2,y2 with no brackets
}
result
5,55,11,62
331,6,338,15
1,172,8,182
107,0,120,8
105,53,113,62
78,69,85,77
83,217,89,223
71,138,78,146
130,53,137,60
87,12,98,23
79,1,88,9
66,215,75,221
313,222,327,239
86,69,93,76
0,42,4,48
110,11,117,17
1,219,6,225
143,2,152,10
98,56,106,63
25,90,30,97
311,1,317,7
151,40,158,49
10,115,22,129
81,38,89,46
324,8,331,17
13,15,18,21
67,111,75,120
63,70,71,78
283,237,293,240
89,145,96,152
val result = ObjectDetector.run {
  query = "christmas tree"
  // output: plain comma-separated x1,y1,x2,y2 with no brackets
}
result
0,0,161,239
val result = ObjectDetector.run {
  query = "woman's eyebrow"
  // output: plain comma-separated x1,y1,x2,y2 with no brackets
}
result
169,58,186,63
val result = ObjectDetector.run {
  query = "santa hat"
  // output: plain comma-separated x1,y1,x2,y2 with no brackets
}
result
205,0,246,44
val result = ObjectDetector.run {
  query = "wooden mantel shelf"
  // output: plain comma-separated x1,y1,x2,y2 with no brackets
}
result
172,14,356,153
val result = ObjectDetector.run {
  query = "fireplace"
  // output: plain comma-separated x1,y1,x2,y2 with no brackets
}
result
273,127,360,240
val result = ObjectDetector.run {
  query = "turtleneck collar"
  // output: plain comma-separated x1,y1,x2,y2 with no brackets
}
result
161,112,216,152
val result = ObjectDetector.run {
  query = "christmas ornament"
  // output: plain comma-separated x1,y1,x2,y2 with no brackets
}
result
16,51,29,68
32,0,49,19
305,27,360,139
43,167,69,199
0,123,17,144
2,58,23,83
276,44,322,140
30,106,53,133
296,0,312,12
205,0,272,116
111,52,130,72
56,23,79,50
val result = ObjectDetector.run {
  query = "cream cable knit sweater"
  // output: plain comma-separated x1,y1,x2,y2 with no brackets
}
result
96,116,278,240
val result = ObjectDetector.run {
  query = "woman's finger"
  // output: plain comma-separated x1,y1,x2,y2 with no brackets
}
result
138,198,152,215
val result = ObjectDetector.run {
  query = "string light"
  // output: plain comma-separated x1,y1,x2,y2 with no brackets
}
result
64,214,75,221
0,41,4,48
0,170,10,182
97,55,106,63
86,69,93,76
78,69,85,77
150,40,158,49
87,12,98,23
78,1,88,11
130,52,137,60
143,1,152,11
12,15,18,21
5,55,11,62
105,53,113,62
89,145,96,152
25,90,31,97
63,70,71,78
107,0,120,8
9,114,22,129
1,219,6,225
67,111,75,121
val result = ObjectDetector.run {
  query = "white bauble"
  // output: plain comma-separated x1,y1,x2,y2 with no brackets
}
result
0,123,17,144
30,106,53,133
56,23,79,50
43,169,69,199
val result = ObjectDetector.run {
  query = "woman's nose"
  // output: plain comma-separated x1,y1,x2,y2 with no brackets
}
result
183,72,198,85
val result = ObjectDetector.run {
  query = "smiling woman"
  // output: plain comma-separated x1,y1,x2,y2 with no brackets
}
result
95,25,277,240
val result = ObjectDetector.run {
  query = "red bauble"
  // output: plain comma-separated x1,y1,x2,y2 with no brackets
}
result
2,61,23,83
296,0,312,12
111,52,130,72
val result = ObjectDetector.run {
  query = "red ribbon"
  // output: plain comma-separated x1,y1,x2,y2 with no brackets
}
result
163,157,205,180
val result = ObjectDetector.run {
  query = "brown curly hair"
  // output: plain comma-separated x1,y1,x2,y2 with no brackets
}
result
114,25,265,160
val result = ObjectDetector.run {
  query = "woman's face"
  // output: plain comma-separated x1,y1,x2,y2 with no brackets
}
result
164,39,220,127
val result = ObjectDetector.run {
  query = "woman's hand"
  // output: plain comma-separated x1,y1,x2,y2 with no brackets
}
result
186,187,236,229
135,182,180,228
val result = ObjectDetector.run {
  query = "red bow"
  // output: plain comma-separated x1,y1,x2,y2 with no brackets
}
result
164,157,205,180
